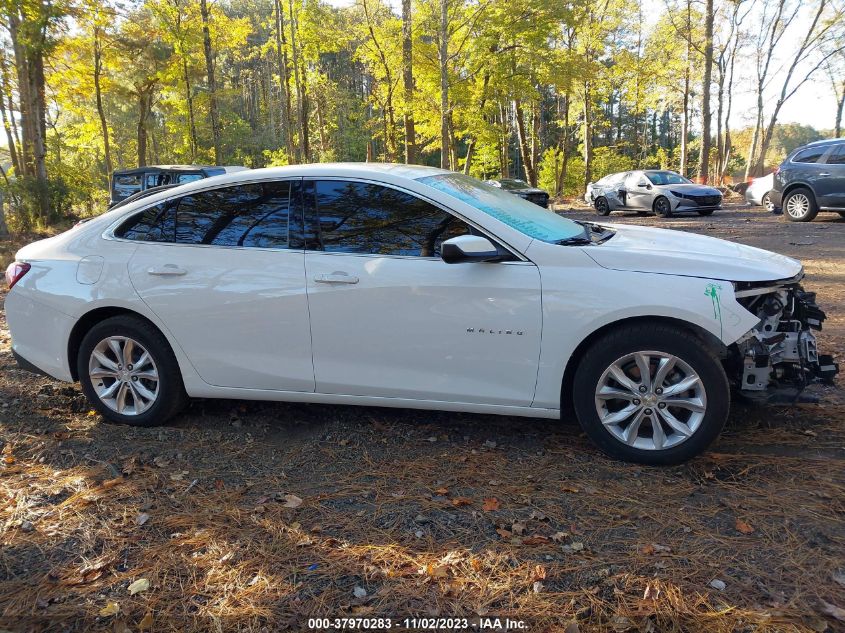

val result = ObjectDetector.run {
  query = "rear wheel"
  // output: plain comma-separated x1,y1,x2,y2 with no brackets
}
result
653,196,673,217
572,324,730,464
784,187,818,222
594,197,611,216
78,316,187,426
762,192,775,213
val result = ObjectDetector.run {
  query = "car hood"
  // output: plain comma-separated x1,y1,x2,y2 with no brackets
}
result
511,187,548,195
659,183,722,196
583,223,802,282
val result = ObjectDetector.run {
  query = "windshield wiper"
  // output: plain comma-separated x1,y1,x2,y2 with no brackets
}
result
556,221,615,246
556,235,593,245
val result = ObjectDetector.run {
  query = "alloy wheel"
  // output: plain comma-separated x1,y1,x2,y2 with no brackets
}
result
786,193,810,219
594,350,707,451
88,336,160,415
762,193,775,213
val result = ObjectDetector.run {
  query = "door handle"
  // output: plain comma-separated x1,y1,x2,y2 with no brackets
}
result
147,264,187,276
314,272,359,284
818,172,830,177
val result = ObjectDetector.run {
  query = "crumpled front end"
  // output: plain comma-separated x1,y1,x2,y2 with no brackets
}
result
728,274,839,402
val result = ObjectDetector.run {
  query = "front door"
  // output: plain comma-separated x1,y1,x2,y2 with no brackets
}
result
625,173,652,209
302,179,542,406
817,143,845,209
125,179,314,391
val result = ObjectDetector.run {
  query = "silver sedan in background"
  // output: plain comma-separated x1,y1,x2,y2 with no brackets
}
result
586,170,723,218
745,173,775,212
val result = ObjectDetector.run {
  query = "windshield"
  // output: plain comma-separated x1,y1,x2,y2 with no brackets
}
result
645,171,691,185
417,173,582,243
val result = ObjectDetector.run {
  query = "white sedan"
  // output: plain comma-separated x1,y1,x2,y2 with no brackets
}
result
745,173,775,212
4,164,838,464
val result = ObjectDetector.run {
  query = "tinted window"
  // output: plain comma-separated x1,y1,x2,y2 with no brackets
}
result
115,202,175,241
176,173,204,184
826,144,845,165
174,181,291,248
793,147,826,164
113,174,142,198
311,180,469,256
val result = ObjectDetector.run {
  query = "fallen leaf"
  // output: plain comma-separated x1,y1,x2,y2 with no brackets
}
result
529,509,547,521
532,564,547,580
570,542,584,551
169,471,187,481
551,531,569,543
522,535,550,546
561,485,579,493
282,494,303,508
352,605,375,615
99,602,120,617
451,497,472,507
496,528,512,539
470,558,482,571
641,544,656,555
353,586,367,598
136,513,149,527
709,579,726,591
138,612,153,631
434,487,449,495
482,498,500,511
127,578,150,595
820,600,845,622
652,543,671,553
532,581,544,593
643,583,660,600
427,564,449,579
511,522,526,536
735,519,755,534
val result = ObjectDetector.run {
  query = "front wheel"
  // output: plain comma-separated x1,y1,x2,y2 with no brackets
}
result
594,197,611,216
78,316,187,426
784,187,818,222
572,324,730,464
653,196,673,217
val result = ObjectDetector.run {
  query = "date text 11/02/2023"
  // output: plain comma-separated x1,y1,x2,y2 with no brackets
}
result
307,617,529,630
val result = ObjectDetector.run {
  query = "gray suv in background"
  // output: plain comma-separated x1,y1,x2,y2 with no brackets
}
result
771,139,845,222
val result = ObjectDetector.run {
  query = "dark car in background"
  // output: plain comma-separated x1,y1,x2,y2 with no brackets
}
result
110,165,247,207
484,179,550,208
771,138,845,222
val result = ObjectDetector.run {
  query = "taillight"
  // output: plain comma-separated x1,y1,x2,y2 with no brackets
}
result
5,262,31,289
774,166,780,175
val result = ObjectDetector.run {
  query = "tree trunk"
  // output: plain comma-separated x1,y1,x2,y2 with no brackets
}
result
679,67,689,177
289,0,309,162
697,0,714,183
181,56,198,160
199,0,221,164
273,0,296,162
438,0,449,170
744,89,763,179
462,72,489,175
499,100,509,178
93,25,114,177
401,0,415,164
555,92,570,196
137,89,152,167
0,52,20,174
583,80,592,189
836,82,845,137
514,98,537,186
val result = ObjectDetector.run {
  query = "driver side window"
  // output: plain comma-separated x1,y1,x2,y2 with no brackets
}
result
307,180,471,257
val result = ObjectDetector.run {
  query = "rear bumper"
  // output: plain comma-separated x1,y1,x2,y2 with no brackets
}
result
769,190,783,206
5,290,75,382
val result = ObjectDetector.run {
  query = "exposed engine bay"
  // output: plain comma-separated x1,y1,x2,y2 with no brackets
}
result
729,274,839,402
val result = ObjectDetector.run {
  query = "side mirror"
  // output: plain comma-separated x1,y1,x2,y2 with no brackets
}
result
441,235,501,264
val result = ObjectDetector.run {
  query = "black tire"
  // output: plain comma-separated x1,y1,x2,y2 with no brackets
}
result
783,187,818,222
653,196,673,217
762,192,775,213
697,209,715,216
571,323,730,465
77,315,187,426
837,211,845,218
594,197,611,216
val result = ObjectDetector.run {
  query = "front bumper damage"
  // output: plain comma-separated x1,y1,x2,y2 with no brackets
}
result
730,275,839,403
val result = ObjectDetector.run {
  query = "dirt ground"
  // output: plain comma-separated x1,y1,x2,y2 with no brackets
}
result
0,203,844,633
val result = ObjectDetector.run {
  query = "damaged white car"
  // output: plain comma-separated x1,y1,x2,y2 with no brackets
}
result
586,169,723,217
4,164,838,465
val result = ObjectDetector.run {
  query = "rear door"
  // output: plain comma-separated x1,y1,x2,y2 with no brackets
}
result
625,172,652,209
124,179,314,391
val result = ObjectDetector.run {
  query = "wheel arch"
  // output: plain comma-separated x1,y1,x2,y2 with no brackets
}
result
67,307,174,381
782,182,816,203
559,315,726,410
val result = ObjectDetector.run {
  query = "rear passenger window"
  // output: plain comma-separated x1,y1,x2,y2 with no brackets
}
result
310,180,470,256
174,181,291,248
115,202,174,242
826,144,845,165
792,147,826,164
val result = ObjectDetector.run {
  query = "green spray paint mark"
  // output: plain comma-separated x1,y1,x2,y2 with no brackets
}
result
705,283,723,338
